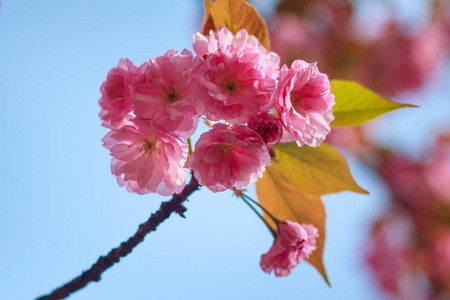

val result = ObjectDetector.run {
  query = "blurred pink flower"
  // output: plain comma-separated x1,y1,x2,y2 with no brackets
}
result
365,217,418,296
275,60,335,147
133,49,199,139
261,222,318,277
185,123,270,192
102,118,188,196
247,112,283,147
193,28,277,123
99,58,137,129
367,21,449,96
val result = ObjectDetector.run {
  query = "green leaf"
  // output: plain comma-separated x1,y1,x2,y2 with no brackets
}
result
202,0,270,50
255,169,330,285
331,80,417,127
270,142,368,196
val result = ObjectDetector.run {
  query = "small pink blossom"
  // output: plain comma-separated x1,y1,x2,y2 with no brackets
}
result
185,123,270,192
133,49,199,139
193,28,278,123
102,118,188,196
247,112,283,147
275,60,335,147
260,222,318,277
99,59,137,129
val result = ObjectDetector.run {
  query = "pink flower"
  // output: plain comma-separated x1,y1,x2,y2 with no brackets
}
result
99,59,137,129
247,112,283,146
193,27,280,79
275,60,335,147
133,49,199,139
193,28,278,123
102,118,188,196
260,222,318,277
185,123,270,192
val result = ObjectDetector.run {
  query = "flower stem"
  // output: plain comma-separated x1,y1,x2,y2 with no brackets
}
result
187,138,193,155
241,194,280,224
240,196,276,238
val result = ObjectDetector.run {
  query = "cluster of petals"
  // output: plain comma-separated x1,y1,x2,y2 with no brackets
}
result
102,118,188,196
275,60,335,147
185,123,270,192
193,28,278,124
99,26,334,195
260,221,318,277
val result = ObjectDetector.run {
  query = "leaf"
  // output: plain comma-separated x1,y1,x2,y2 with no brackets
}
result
256,168,330,285
270,142,368,196
202,0,215,35
331,80,417,127
203,0,270,50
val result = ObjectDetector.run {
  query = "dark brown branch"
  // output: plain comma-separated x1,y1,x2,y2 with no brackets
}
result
36,176,200,300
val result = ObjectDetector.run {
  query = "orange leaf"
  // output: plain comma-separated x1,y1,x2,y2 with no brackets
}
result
202,0,215,35
202,0,270,50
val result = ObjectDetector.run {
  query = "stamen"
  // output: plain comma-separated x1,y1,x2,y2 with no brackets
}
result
216,144,233,160
138,139,158,154
290,92,305,111
165,86,180,103
223,78,239,95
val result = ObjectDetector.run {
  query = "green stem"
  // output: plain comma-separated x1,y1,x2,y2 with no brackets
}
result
187,138,193,155
241,196,276,238
241,194,280,224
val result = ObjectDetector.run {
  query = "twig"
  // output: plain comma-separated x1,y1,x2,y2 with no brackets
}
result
36,176,200,300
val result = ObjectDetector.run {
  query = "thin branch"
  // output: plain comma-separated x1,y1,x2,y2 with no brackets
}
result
36,175,200,300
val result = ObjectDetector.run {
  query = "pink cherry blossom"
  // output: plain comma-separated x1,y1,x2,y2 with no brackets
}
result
278,221,308,250
275,60,335,147
193,27,280,80
102,118,188,196
99,58,137,129
260,222,318,277
185,123,270,193
193,28,278,124
247,112,283,147
133,49,199,139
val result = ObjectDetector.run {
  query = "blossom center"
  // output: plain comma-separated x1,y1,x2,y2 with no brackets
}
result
138,139,158,154
165,86,180,103
290,92,305,112
223,78,240,95
216,143,233,160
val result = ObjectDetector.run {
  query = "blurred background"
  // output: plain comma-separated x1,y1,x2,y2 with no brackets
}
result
1,0,449,299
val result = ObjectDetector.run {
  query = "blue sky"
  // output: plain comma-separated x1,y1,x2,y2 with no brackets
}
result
1,1,449,299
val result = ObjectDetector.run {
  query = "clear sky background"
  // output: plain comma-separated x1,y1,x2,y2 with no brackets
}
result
1,1,449,299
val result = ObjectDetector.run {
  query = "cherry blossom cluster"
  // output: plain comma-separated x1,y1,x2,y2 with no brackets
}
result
99,27,335,196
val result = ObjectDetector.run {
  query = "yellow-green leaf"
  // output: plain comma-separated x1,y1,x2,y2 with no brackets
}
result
256,169,330,285
270,142,368,196
331,80,416,127
203,0,270,50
